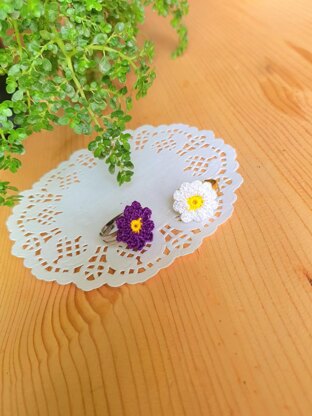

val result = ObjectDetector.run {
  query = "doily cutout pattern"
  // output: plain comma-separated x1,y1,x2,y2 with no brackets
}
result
7,124,243,289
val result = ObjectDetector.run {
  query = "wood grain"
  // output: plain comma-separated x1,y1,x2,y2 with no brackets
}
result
1,0,312,414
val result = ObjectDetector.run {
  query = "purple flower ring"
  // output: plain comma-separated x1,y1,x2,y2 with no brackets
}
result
100,201,154,251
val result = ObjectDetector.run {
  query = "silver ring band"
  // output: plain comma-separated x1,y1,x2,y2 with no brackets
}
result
100,213,122,243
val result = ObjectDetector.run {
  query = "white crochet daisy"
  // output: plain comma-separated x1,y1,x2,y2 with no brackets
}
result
173,180,218,223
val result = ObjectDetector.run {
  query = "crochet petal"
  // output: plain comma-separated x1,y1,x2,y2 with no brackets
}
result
181,211,194,223
116,216,126,228
131,201,142,210
173,190,185,201
141,207,152,220
193,209,208,222
143,219,155,232
202,181,213,192
124,205,134,218
173,200,186,214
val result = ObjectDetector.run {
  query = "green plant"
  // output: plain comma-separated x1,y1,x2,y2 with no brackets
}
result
0,0,188,207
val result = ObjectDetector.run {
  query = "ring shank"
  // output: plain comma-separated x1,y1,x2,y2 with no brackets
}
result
204,179,219,191
100,213,122,243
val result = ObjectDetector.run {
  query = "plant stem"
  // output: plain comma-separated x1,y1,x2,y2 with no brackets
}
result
89,45,137,69
11,20,23,56
11,20,31,110
52,27,102,129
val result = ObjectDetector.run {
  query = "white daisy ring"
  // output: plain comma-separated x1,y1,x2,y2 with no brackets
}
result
173,180,218,223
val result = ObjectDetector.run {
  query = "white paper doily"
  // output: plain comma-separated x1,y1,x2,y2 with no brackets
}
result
7,124,243,290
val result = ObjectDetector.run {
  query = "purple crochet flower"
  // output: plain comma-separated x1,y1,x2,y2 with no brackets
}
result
116,201,155,251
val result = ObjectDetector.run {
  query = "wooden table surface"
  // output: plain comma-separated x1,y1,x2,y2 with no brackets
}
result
1,0,311,415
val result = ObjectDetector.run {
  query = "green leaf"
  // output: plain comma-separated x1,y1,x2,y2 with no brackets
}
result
124,161,134,169
0,10,7,20
94,147,102,158
8,64,20,76
115,22,125,32
122,142,130,151
21,0,44,18
57,116,70,125
12,90,24,101
9,158,22,173
6,81,17,94
88,141,97,151
42,59,52,72
99,57,111,74
93,33,107,45
86,0,103,12
46,1,59,21
39,30,51,40
1,108,12,117
10,144,25,154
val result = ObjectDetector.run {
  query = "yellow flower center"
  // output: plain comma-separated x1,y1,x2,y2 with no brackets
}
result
187,195,204,211
130,218,142,233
